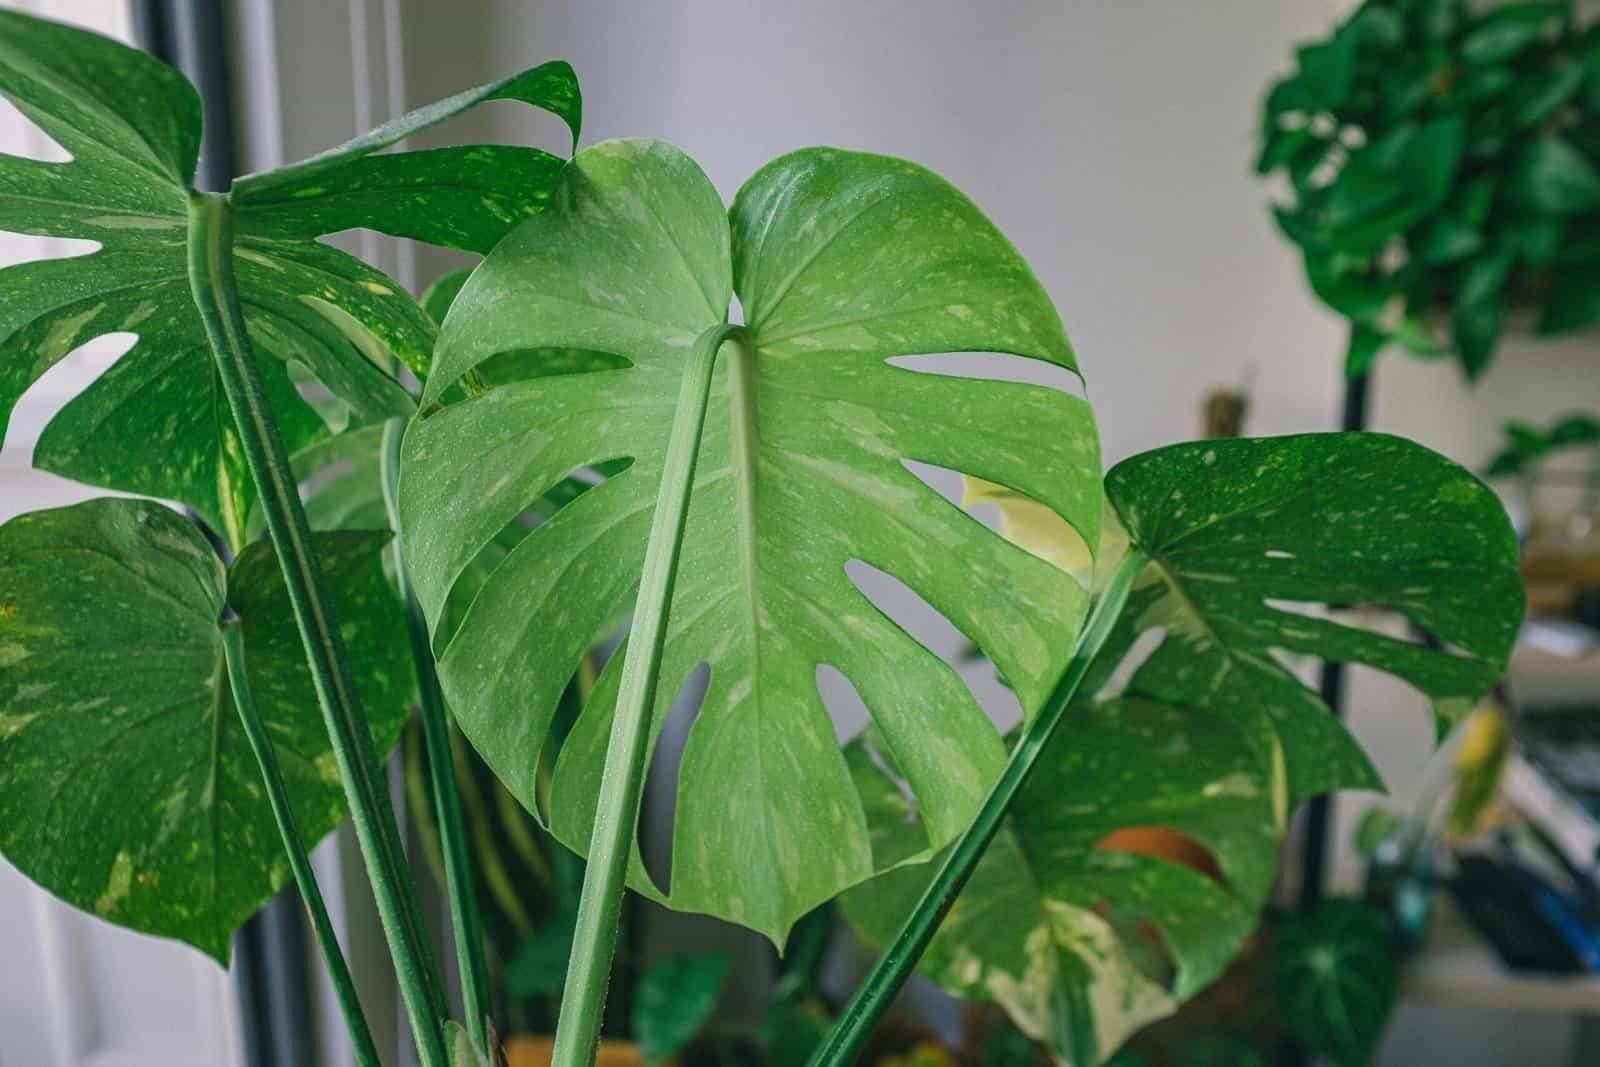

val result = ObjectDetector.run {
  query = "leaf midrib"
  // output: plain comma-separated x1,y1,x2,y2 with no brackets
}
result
203,647,227,910
724,335,776,922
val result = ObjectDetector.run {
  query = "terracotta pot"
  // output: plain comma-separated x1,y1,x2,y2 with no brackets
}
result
503,1036,653,1067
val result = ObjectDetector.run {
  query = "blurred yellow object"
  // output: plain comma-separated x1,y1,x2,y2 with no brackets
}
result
879,1041,957,1067
960,476,1127,593
1447,703,1512,839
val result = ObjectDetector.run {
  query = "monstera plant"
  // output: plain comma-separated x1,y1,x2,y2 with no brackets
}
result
0,10,1524,1067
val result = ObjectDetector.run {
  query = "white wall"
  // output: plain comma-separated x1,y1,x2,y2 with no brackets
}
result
399,0,1358,459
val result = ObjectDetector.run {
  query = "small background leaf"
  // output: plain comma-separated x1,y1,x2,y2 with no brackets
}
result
1271,899,1400,1067
631,953,731,1065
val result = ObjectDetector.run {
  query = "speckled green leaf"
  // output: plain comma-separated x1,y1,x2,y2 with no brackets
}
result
0,498,409,962
231,61,578,254
1095,433,1522,800
400,139,1100,943
841,698,1278,1067
0,9,579,548
1271,899,1399,1067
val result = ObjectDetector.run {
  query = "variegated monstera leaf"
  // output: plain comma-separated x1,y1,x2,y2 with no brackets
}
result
400,139,1101,943
0,8,578,547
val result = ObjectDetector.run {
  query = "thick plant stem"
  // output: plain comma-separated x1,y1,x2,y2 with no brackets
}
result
222,624,382,1067
806,547,1151,1067
382,417,493,1054
552,322,748,1067
185,191,448,1067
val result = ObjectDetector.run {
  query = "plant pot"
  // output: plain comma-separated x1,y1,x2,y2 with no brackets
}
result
503,1036,653,1067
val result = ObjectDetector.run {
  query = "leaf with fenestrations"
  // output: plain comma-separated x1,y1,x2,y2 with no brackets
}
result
419,266,630,390
841,698,1278,1067
0,9,579,548
1090,434,1522,800
0,498,409,961
400,139,1101,944
971,434,1521,802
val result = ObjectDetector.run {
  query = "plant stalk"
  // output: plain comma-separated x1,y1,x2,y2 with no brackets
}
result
185,190,448,1067
383,416,494,1054
551,322,747,1067
806,547,1151,1067
221,624,382,1067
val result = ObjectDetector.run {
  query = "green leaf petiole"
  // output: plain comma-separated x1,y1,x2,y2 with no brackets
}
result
186,190,448,1067
221,623,381,1067
551,322,749,1067
806,546,1150,1066
383,417,494,1054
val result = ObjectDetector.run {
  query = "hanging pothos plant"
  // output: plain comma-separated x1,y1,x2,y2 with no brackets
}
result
0,10,1525,1067
1259,0,1600,379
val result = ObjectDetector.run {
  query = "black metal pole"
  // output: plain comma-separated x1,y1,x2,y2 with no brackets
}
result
131,0,235,190
129,7,315,1067
1297,368,1372,914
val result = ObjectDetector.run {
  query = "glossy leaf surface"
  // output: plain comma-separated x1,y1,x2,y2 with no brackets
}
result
401,139,1100,942
0,498,408,960
1096,433,1522,800
841,699,1277,1067
0,9,578,547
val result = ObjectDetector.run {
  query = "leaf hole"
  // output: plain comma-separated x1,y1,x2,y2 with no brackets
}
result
1095,826,1224,885
3,331,136,468
1264,549,1296,560
403,95,573,159
472,347,634,391
843,558,1022,734
851,726,933,870
0,231,98,270
932,461,1095,582
885,351,1086,402
538,613,631,814
1263,597,1423,644
435,460,632,656
422,344,636,407
0,96,71,163
1091,625,1168,702
815,663,871,743
639,660,711,895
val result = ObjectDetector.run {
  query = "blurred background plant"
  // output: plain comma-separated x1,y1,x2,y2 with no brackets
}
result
1260,0,1600,379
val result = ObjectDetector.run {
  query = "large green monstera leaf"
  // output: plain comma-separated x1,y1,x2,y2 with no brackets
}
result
842,698,1278,1066
400,139,1101,942
1093,433,1523,801
887,432,1522,1062
0,498,409,960
0,9,578,548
